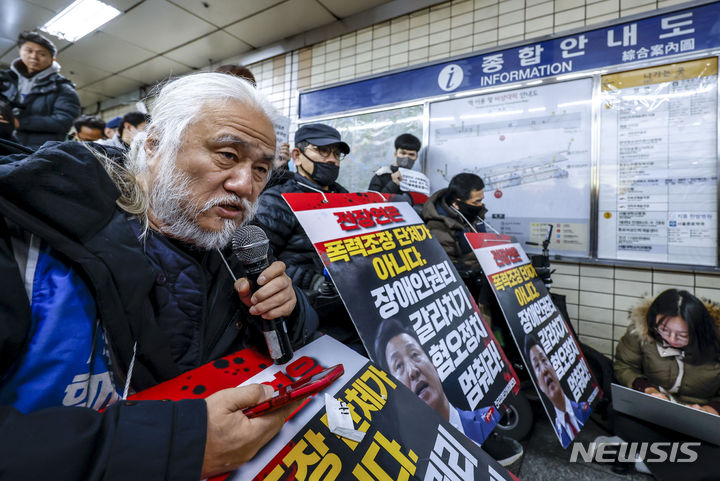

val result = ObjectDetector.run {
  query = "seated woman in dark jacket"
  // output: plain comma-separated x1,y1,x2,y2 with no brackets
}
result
615,289,720,414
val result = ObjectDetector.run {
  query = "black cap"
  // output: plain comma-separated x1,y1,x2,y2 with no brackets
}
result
295,123,350,155
17,31,57,57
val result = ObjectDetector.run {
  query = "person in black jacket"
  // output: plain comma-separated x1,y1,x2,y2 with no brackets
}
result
0,31,80,147
0,100,16,141
367,133,421,194
254,124,363,350
96,111,149,152
0,72,318,480
255,123,350,290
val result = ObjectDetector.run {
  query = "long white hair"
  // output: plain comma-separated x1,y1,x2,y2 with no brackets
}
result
112,72,278,247
126,72,278,177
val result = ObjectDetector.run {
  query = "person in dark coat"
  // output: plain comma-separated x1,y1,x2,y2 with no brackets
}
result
71,114,105,141
0,72,318,480
609,290,720,479
254,124,363,350
421,173,493,312
96,111,149,153
421,172,488,268
255,123,350,290
367,133,421,194
0,31,80,147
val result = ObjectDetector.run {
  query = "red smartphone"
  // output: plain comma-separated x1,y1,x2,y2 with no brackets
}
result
242,364,344,418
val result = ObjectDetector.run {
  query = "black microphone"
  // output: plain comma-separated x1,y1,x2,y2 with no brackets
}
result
232,225,294,364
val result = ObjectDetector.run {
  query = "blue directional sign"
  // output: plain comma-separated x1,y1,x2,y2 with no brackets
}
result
300,2,720,118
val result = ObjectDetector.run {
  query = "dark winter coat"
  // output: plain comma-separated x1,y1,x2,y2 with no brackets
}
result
0,60,80,147
368,165,403,194
0,142,317,480
615,297,720,406
421,188,481,268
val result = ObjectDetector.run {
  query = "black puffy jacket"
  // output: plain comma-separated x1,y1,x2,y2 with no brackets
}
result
254,173,348,289
0,60,80,147
368,165,403,194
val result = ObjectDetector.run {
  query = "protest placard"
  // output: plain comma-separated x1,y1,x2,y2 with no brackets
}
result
467,233,602,448
231,336,518,481
132,335,519,480
398,168,430,196
283,192,520,446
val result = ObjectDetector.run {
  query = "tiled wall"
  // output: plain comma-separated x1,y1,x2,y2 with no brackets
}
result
288,0,692,91
551,262,720,358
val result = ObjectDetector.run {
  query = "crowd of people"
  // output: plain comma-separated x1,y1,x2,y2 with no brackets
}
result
1,28,719,481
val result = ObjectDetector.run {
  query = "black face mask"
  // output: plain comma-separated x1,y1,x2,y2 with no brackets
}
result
301,150,339,186
396,156,415,169
456,201,486,221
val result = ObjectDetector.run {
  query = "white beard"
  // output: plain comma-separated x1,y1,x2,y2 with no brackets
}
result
148,158,257,250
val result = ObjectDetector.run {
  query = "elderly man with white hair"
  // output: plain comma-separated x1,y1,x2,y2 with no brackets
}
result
0,73,317,480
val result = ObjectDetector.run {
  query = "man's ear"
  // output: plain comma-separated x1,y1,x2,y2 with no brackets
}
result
290,147,302,161
143,132,159,159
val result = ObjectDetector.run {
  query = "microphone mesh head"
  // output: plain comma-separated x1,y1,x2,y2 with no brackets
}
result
231,225,269,264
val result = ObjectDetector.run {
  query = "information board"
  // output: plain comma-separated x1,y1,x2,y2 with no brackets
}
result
426,79,593,257
597,58,718,266
300,3,718,117
302,105,424,193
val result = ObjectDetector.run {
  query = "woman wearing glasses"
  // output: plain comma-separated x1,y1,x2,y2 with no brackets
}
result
615,289,720,415
606,289,720,478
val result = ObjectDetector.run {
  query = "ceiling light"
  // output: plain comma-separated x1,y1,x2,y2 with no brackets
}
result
41,0,121,42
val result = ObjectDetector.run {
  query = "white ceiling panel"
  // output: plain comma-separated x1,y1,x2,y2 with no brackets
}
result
168,0,283,28
102,0,216,54
57,58,113,87
77,89,112,109
83,73,141,97
25,0,141,14
0,50,18,67
0,38,16,63
59,31,155,72
164,30,251,68
104,0,145,11
224,0,335,48
319,0,390,18
0,0,55,41
120,54,191,83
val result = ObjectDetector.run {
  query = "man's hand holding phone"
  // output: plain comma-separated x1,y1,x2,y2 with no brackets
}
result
201,384,302,478
200,364,344,478
242,365,344,418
